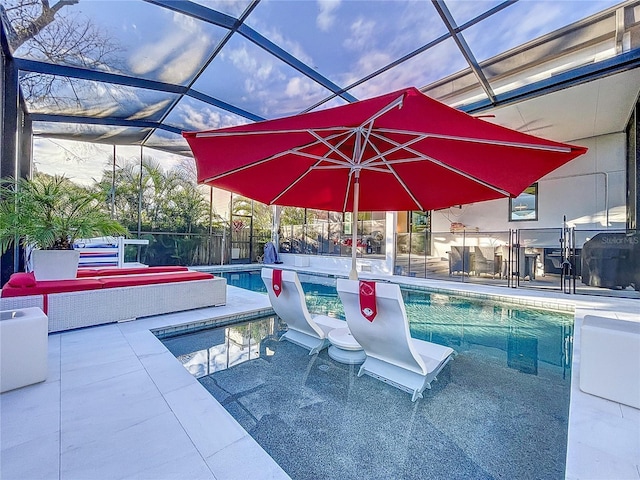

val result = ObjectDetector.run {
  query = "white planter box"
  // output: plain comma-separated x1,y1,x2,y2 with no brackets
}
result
0,307,48,393
32,250,80,280
580,315,640,409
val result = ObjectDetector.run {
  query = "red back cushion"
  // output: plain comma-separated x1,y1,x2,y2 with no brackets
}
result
98,271,214,288
7,272,37,288
1,279,104,297
76,266,189,278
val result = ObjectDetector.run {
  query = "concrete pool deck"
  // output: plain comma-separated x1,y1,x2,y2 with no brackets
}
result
1,275,638,479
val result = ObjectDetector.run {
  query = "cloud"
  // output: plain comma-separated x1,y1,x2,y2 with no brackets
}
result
129,11,217,84
33,138,112,186
205,0,249,17
284,76,323,100
343,17,376,51
175,103,247,131
227,45,274,81
317,0,340,31
348,40,464,98
257,27,313,65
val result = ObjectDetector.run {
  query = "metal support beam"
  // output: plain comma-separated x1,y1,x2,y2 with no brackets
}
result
304,0,515,114
143,0,238,29
432,0,496,104
187,90,265,122
1,49,20,284
15,58,186,94
237,24,357,103
19,112,32,179
28,113,184,135
15,59,263,123
461,48,640,114
146,0,355,103
141,1,263,144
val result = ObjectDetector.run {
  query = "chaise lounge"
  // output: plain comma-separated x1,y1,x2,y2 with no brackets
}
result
1,266,226,332
261,268,346,354
337,278,455,401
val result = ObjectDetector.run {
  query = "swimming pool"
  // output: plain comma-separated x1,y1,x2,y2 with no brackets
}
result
164,270,573,479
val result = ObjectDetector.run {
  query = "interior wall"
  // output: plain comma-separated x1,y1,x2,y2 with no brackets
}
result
430,132,627,234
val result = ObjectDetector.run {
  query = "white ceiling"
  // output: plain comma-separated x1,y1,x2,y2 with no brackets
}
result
483,67,640,143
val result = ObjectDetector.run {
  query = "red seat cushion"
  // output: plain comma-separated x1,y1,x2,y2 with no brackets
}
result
1,279,104,297
98,271,214,288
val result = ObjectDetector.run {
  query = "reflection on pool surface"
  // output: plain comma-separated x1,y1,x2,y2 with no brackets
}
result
164,271,573,479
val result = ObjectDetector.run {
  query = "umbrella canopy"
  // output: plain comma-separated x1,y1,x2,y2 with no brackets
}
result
184,87,587,278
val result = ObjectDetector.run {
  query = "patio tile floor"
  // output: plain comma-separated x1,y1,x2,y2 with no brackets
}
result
1,277,638,480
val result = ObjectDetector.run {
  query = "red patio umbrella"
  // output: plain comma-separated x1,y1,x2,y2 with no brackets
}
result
183,87,587,279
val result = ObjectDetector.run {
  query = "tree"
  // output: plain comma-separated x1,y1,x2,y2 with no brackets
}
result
96,155,211,234
232,196,272,232
1,0,121,105
0,173,126,252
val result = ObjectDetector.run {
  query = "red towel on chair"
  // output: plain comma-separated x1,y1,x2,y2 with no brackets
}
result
272,269,283,297
359,280,377,322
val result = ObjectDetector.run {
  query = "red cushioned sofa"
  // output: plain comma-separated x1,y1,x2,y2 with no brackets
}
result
1,267,226,332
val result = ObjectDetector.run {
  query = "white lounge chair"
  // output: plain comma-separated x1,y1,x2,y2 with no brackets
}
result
336,279,455,401
261,268,346,355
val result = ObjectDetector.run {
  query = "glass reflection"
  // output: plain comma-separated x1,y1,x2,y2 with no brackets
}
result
144,130,193,156
462,0,621,62
22,73,177,121
246,0,447,91
190,0,254,18
192,33,334,118
444,0,505,27
32,121,152,144
347,37,467,99
166,317,281,378
5,0,228,85
164,95,250,132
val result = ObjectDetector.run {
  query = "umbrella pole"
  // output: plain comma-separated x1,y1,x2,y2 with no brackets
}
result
349,175,360,280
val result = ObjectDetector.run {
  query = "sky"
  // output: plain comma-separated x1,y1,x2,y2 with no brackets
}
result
10,0,624,182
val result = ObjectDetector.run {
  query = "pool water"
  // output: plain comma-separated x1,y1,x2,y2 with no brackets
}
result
221,271,571,373
164,270,574,479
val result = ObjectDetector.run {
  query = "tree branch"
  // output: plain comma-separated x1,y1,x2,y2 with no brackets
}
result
11,0,78,49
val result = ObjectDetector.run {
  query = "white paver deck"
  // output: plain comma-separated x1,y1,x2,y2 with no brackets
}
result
1,275,638,479
1,286,288,480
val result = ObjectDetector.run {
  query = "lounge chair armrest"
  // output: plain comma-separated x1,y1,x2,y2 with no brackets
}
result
411,338,454,363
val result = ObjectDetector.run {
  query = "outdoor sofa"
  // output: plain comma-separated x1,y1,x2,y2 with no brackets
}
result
0,266,226,333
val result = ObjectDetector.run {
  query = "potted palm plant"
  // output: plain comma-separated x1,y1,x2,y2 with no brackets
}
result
0,174,127,280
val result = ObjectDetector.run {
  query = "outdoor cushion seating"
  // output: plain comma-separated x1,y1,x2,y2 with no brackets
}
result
261,267,346,354
473,246,498,277
2,276,104,297
1,269,226,333
76,266,188,277
336,278,455,401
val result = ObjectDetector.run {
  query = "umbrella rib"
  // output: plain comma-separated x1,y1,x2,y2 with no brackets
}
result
360,134,426,167
366,136,425,211
270,161,322,205
308,130,355,164
195,127,354,138
370,131,512,197
202,130,353,182
374,127,573,153
356,94,406,132
343,172,353,213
